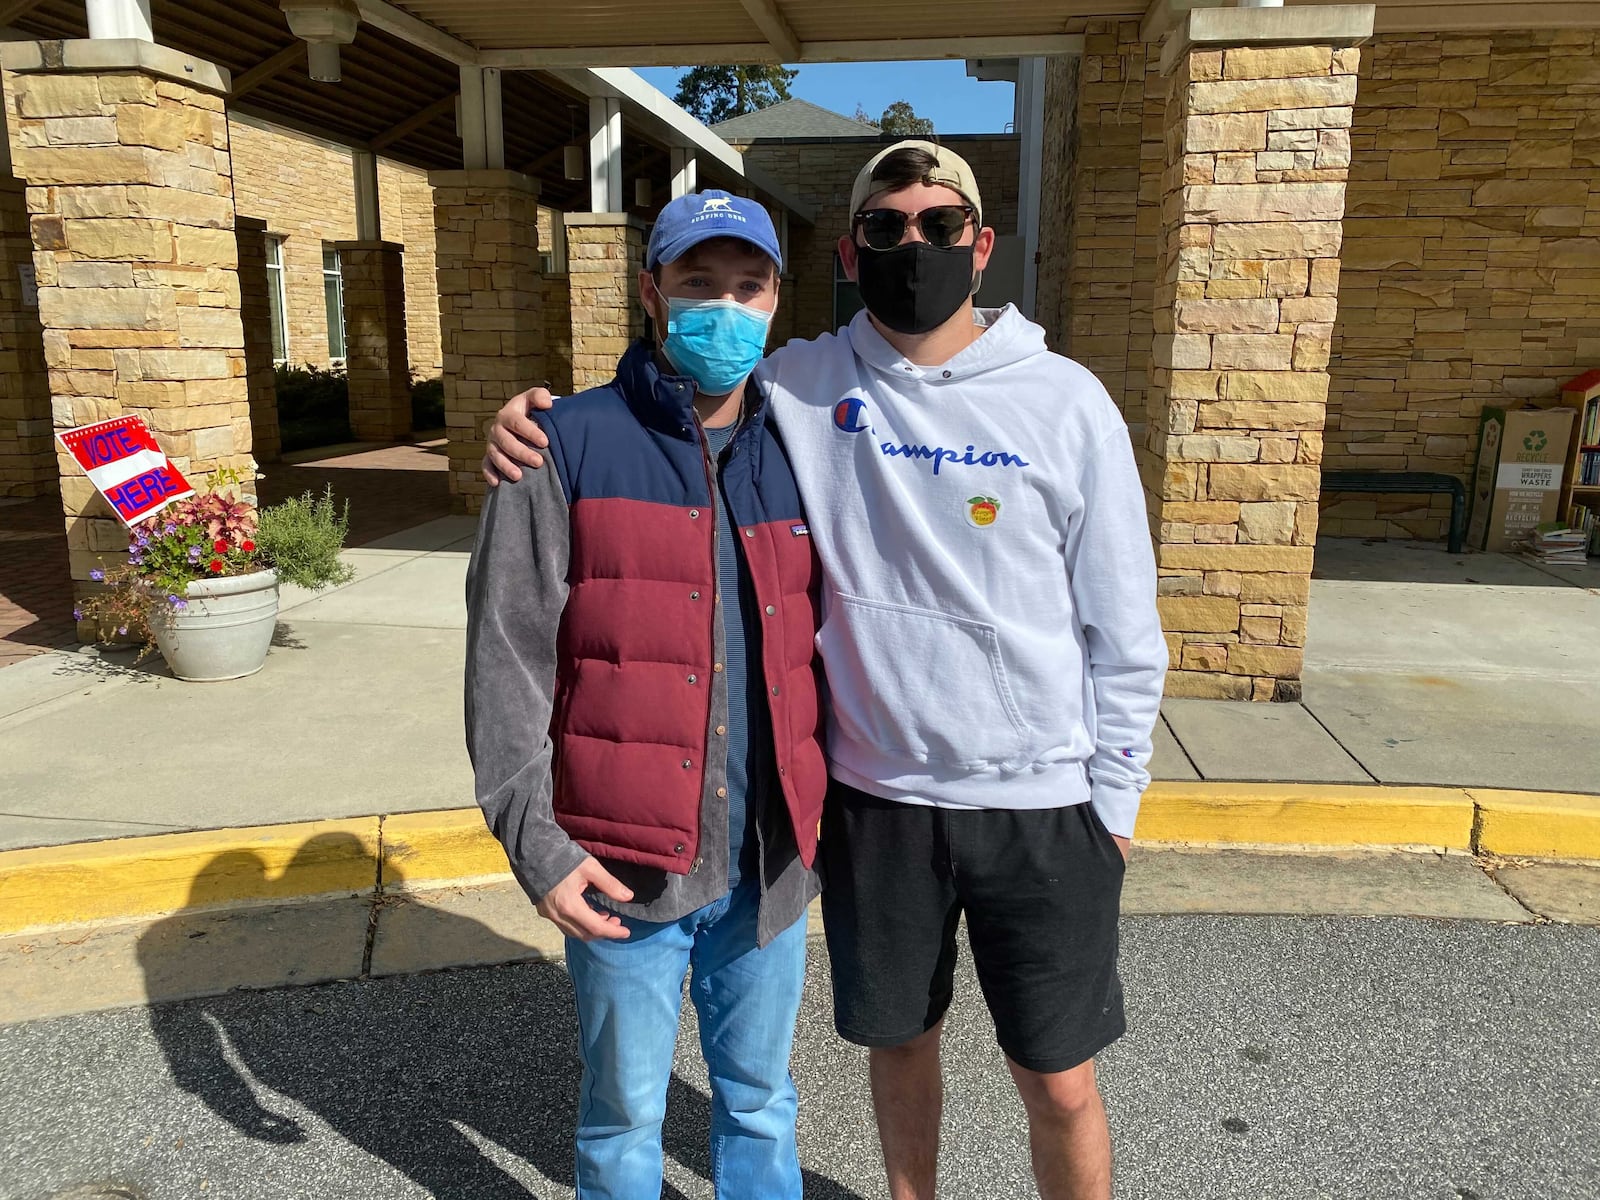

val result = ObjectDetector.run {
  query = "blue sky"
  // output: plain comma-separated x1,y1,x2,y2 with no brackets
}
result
634,62,1015,135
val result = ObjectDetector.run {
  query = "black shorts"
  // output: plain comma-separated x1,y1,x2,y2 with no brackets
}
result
819,780,1126,1074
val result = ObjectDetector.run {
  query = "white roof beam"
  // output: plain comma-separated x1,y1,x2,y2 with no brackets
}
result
484,34,1084,70
736,0,801,62
353,0,479,65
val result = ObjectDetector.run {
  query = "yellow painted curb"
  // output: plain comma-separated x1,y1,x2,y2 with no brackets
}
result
3,785,1596,935
1470,789,1600,861
1136,782,1476,850
0,818,381,935
381,808,509,888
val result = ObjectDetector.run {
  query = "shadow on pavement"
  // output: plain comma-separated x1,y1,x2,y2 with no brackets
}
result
136,838,863,1200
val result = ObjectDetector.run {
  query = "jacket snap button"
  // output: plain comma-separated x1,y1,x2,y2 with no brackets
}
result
713,663,723,673
942,370,952,378
770,685,780,696
690,591,700,600
744,528,754,537
689,509,699,519
764,605,775,615
674,842,686,853
681,759,692,769
716,787,727,798
687,674,697,684
715,725,726,736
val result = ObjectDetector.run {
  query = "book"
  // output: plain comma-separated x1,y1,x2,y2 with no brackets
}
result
1524,522,1592,565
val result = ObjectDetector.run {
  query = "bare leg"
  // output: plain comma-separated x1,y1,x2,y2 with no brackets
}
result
867,1021,945,1200
1006,1057,1112,1200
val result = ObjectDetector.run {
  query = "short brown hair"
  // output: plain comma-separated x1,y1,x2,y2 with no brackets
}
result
862,146,942,201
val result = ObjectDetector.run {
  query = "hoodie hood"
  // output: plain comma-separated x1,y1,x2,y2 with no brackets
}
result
846,304,1049,384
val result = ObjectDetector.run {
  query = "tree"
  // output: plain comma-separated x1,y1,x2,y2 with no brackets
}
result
674,65,799,124
879,100,935,137
852,104,881,130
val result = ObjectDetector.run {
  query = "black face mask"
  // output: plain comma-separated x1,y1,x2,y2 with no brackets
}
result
854,241,975,335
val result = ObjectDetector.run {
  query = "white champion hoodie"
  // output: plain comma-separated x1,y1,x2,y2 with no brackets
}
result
754,305,1168,838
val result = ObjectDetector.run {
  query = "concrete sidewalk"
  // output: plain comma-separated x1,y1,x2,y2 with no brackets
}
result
1,527,1597,852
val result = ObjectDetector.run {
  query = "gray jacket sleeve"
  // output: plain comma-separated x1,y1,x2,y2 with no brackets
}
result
463,464,587,904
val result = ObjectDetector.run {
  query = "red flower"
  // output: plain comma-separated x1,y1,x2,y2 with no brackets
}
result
213,539,228,553
241,540,256,553
208,558,225,573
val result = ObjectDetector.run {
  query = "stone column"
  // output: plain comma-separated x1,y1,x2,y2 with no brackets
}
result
1144,8,1372,701
234,215,278,463
0,173,52,497
1050,20,1164,412
0,40,251,608
336,239,410,443
430,169,541,514
564,213,644,394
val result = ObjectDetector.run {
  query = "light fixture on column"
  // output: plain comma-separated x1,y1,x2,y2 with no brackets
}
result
280,0,360,83
563,105,585,180
635,178,652,208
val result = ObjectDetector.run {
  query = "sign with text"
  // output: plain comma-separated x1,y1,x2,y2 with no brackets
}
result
57,415,194,527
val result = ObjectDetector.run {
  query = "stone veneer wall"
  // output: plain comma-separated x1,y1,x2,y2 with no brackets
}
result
234,216,278,462
565,215,643,394
734,135,1021,341
433,171,542,514
0,175,51,497
1323,30,1600,539
1143,42,1361,701
1040,26,1164,405
535,204,573,396
1045,25,1600,544
229,118,441,377
2,54,256,600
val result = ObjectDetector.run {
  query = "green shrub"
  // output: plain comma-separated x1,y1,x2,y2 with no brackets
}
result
254,486,357,591
276,364,351,451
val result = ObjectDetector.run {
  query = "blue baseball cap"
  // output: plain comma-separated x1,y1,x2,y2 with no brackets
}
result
645,189,783,273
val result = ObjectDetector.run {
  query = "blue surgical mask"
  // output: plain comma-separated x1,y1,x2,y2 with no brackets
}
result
661,297,773,396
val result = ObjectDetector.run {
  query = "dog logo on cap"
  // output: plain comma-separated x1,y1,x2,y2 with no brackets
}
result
701,196,734,212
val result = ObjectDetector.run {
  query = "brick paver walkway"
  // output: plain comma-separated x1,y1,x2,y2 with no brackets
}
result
0,438,453,670
0,498,75,671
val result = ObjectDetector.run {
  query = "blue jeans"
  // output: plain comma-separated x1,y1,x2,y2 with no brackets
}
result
564,882,807,1200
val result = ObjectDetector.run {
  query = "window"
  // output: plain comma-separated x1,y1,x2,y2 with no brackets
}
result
539,207,568,276
322,245,346,362
833,252,863,331
264,235,289,365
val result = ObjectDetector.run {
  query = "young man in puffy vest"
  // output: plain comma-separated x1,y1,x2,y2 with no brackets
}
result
464,191,827,1200
483,144,1167,1200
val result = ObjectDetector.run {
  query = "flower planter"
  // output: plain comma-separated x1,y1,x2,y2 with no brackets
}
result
153,569,280,682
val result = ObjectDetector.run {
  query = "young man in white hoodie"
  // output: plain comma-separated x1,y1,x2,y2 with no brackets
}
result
483,141,1167,1200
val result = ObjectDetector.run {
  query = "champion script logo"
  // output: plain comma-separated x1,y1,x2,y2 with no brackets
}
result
832,396,1031,476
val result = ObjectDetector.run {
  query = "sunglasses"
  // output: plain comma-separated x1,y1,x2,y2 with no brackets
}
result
852,205,976,251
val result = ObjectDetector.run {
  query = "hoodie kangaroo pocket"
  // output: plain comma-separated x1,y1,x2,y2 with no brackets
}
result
818,593,1030,770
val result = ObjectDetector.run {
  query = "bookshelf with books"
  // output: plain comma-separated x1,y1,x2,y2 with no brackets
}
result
1560,369,1600,557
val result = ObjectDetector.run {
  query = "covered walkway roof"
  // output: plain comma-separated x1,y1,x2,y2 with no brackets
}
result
2,0,816,220
372,0,1595,67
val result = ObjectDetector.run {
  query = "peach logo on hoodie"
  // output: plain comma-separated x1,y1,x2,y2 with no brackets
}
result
966,495,1001,528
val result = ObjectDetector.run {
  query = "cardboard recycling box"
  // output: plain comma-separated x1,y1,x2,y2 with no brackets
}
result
1467,404,1576,552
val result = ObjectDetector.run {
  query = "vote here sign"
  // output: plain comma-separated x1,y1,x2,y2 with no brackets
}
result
57,416,194,527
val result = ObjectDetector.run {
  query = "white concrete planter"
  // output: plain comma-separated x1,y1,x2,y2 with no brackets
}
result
153,569,280,682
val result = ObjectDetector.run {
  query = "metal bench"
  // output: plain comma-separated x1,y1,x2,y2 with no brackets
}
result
1321,470,1468,555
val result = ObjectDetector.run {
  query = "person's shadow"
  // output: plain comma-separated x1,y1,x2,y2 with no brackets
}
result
137,835,862,1199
